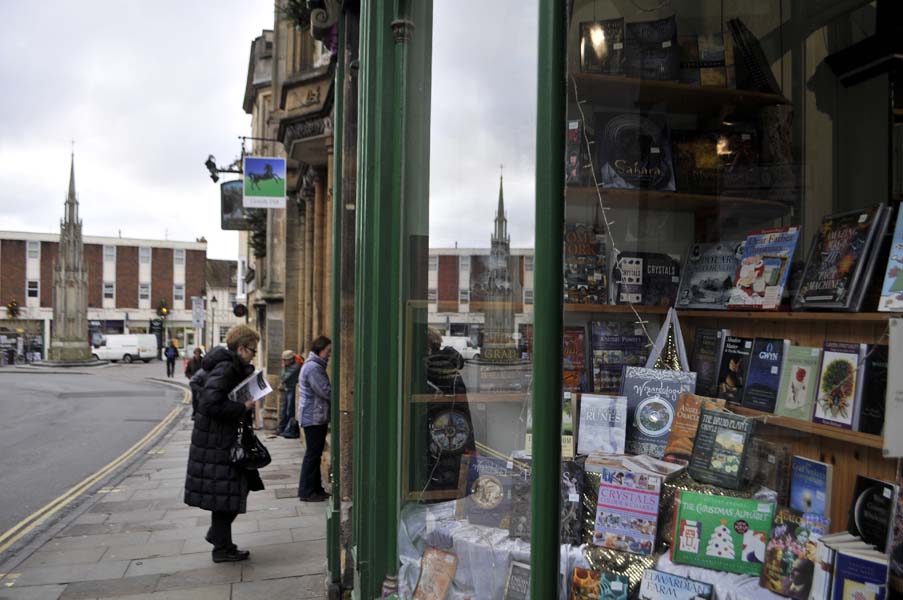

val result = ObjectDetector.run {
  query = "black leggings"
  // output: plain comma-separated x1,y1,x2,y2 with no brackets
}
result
207,511,238,551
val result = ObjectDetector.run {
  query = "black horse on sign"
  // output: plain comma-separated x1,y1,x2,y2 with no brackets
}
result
247,163,283,190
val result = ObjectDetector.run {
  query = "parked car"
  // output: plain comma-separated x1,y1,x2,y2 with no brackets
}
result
92,334,158,363
440,336,481,361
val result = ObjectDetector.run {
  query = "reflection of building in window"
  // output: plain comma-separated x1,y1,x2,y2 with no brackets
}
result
27,280,39,298
459,289,470,303
460,255,470,271
427,288,437,302
174,284,185,301
524,255,533,271
524,289,533,305
219,326,229,343
139,246,151,263
103,245,116,261
174,249,185,265
139,284,150,300
482,174,519,363
103,282,115,299
27,241,40,259
428,255,438,271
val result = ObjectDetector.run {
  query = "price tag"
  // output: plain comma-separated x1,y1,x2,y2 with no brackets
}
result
771,366,779,374
569,493,580,502
507,461,514,470
613,42,623,50
612,581,624,592
745,341,752,348
758,503,772,513
768,454,776,464
651,147,661,154
859,213,868,223
662,41,672,48
885,487,893,498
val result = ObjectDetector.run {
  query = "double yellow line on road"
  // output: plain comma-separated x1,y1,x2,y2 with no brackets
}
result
0,395,186,555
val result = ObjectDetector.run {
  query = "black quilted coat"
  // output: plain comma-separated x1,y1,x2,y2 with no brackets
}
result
184,347,264,513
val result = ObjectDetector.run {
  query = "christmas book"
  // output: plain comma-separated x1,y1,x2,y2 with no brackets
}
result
676,241,743,310
576,394,627,455
563,325,588,392
413,547,458,600
591,320,649,393
579,19,625,75
620,367,697,457
715,335,753,404
687,405,754,489
793,204,886,311
728,226,801,310
502,560,530,600
740,337,790,412
623,16,679,81
760,508,830,599
812,341,867,430
613,251,681,306
572,568,629,600
596,111,676,191
879,206,903,312
831,549,889,600
671,491,775,576
774,346,822,421
593,463,662,555
638,568,713,600
858,344,888,435
663,393,726,464
789,456,832,517
848,475,896,552
690,328,730,397
564,223,608,305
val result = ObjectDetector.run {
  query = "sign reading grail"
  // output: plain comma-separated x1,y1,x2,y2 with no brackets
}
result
243,156,286,209
221,180,254,230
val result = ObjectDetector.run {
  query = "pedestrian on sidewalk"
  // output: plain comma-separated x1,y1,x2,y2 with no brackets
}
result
184,324,265,563
297,335,331,502
185,347,204,418
164,341,178,378
276,349,301,438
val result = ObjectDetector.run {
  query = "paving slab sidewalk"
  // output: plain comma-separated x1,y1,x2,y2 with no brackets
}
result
0,412,327,600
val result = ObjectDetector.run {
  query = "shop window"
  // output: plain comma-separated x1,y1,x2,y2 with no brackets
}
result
229,292,237,307
26,280,39,298
139,284,150,301
523,289,533,305
428,255,438,271
139,247,151,264
103,282,115,300
174,249,185,265
103,245,115,261
219,326,229,343
427,288,437,302
173,284,185,301
524,255,533,272
27,241,40,259
459,255,470,271
458,289,469,303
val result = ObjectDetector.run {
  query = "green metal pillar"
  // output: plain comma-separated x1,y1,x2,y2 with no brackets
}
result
531,0,566,598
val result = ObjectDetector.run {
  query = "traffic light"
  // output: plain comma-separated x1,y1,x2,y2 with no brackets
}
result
156,299,170,318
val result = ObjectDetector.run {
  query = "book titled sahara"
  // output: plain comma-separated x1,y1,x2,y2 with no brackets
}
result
620,367,697,458
564,223,608,305
794,204,886,310
676,241,743,310
728,226,800,310
688,405,754,489
596,111,675,191
740,338,790,412
562,326,588,392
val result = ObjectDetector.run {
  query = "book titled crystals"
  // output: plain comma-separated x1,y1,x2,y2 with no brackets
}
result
760,508,830,599
716,335,753,404
687,405,754,489
774,346,822,421
740,338,790,412
812,341,867,430
591,320,649,393
614,251,681,306
620,367,697,457
593,464,662,555
728,226,801,310
596,111,676,191
577,394,627,455
564,223,608,305
638,569,713,600
663,393,726,464
790,456,832,517
691,328,729,397
562,325,588,392
676,241,743,310
672,491,775,576
879,207,903,311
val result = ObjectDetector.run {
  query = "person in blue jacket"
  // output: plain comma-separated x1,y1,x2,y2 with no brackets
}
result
297,336,331,502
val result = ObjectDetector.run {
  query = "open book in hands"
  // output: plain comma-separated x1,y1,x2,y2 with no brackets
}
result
228,370,272,405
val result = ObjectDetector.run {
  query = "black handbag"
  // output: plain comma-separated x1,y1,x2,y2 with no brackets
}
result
229,422,271,470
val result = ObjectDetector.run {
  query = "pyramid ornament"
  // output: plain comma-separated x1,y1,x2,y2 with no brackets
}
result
644,308,690,371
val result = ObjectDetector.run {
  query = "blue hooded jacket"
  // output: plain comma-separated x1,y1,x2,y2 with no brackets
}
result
297,351,331,426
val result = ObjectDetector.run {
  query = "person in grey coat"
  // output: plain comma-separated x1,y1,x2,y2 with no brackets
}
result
297,335,331,501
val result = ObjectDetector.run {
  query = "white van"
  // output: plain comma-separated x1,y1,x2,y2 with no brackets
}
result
92,334,158,363
441,336,481,361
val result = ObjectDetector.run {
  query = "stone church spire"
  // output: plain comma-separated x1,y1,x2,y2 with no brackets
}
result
66,153,79,225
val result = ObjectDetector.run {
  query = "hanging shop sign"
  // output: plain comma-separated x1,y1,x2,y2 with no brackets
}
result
243,156,286,209
191,297,205,329
221,180,254,230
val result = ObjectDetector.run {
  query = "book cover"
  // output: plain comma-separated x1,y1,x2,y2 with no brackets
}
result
624,16,679,81
727,18,782,95
716,335,753,404
789,456,832,517
794,205,885,310
848,475,896,552
676,241,743,310
774,346,822,421
620,367,698,457
577,394,627,455
687,405,754,489
678,34,700,85
591,320,649,393
502,561,530,600
728,226,801,310
638,569,713,600
698,33,727,87
613,251,681,306
888,485,903,598
846,205,891,313
596,111,676,191
858,345,888,435
831,550,889,600
747,438,792,505
812,341,866,430
593,465,662,555
579,19,625,75
562,326,588,392
508,459,584,544
566,119,589,187
572,568,629,600
760,508,830,599
740,338,789,412
457,456,525,529
664,392,726,464
413,547,458,600
564,223,608,305
884,320,903,458
671,491,775,576
690,328,729,397
879,207,903,311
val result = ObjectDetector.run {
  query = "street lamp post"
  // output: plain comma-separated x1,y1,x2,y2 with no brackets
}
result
210,296,218,349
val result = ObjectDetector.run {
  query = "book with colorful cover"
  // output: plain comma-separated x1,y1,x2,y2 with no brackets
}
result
638,569,713,600
577,394,627,455
812,341,867,430
858,344,889,435
690,328,730,397
456,456,526,529
848,475,896,552
879,206,903,312
591,320,649,393
740,338,790,412
760,508,830,599
831,549,889,600
563,326,588,392
564,223,608,305
593,464,662,555
687,405,754,489
671,491,775,576
613,251,681,306
789,456,832,517
774,346,822,421
413,547,458,600
663,392,726,464
620,367,698,458
716,335,753,404
502,560,530,600
728,226,800,310
572,568,629,600
676,241,743,310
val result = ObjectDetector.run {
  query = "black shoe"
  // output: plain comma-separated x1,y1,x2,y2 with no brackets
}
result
317,489,331,497
299,492,329,502
212,547,250,563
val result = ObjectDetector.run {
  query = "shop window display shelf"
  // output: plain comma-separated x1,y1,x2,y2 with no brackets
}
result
564,303,901,322
566,186,790,219
729,405,885,449
409,392,528,404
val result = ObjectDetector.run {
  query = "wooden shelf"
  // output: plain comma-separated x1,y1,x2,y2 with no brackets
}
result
564,304,668,315
564,303,901,323
566,187,790,219
730,405,884,449
571,72,789,115
410,392,528,404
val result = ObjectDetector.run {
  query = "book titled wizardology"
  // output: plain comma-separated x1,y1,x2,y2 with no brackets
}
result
620,367,697,458
676,241,743,310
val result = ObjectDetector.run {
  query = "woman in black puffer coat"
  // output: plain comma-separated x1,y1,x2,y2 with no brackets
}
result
184,324,264,563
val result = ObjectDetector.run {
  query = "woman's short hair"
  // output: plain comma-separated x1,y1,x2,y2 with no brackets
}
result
225,324,260,352
311,335,331,355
